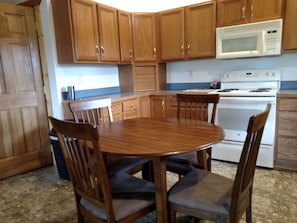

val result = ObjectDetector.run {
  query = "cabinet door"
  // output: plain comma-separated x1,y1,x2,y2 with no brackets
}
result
132,13,157,62
159,8,185,61
70,0,100,61
134,65,157,92
250,0,283,23
97,4,120,62
118,10,133,62
217,0,245,27
150,95,166,119
139,95,151,118
112,101,123,121
185,2,216,58
282,0,297,50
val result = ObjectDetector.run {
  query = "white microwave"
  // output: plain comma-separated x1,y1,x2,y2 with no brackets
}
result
216,19,282,59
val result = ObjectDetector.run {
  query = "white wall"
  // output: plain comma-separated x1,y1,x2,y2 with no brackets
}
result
167,53,297,84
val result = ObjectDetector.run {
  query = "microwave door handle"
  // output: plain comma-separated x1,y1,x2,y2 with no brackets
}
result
261,31,266,53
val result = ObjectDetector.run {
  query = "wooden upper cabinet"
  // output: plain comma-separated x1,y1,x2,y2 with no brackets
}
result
159,1,216,61
51,0,121,63
159,8,185,61
217,0,283,27
131,13,157,62
185,2,216,58
118,10,133,62
97,4,120,62
69,0,100,62
282,0,297,51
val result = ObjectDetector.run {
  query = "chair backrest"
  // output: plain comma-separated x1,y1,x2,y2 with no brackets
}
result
230,103,271,222
176,93,220,124
49,117,114,219
69,97,113,124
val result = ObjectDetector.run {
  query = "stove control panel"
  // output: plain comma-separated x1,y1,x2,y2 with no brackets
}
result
221,70,281,82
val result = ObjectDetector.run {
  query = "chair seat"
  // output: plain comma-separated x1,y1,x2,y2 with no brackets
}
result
169,169,233,220
166,155,196,176
106,155,149,176
81,173,155,221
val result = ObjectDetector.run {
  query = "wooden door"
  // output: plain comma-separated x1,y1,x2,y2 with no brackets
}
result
185,2,216,59
70,0,100,62
0,3,52,179
249,0,283,23
217,0,245,27
118,10,133,62
282,0,297,50
132,13,157,62
97,4,120,62
159,8,185,61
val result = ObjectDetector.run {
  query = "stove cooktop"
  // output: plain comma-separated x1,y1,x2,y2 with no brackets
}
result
210,88,279,97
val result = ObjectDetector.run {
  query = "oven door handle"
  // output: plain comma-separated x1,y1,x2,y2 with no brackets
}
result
219,96,276,104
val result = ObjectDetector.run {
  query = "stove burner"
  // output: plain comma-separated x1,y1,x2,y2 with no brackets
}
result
217,88,239,92
249,88,272,92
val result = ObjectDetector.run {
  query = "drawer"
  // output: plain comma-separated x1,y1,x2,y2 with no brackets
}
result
278,98,297,111
122,98,139,112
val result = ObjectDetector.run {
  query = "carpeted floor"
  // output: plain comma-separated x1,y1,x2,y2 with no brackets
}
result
0,160,296,223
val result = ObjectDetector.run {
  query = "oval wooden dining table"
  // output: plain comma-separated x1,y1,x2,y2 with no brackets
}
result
98,118,224,223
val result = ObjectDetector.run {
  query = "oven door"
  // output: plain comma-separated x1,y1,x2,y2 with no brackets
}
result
214,96,276,145
211,96,276,168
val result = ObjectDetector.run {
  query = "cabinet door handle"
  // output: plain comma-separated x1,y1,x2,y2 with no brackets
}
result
250,5,254,17
129,49,133,58
95,45,100,56
153,48,157,57
187,44,191,55
242,7,246,19
101,45,105,58
181,45,184,55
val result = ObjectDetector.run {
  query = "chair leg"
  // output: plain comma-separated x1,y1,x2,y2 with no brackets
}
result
246,191,253,223
170,203,177,223
197,150,208,171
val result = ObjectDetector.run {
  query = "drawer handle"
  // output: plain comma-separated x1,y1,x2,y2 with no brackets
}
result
130,104,134,107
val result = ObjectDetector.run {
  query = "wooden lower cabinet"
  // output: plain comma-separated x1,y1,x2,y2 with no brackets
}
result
139,95,151,118
150,94,177,119
275,93,297,171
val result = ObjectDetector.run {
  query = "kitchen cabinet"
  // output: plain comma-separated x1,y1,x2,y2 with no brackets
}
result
150,95,167,119
51,0,120,63
150,95,177,119
97,4,120,62
275,93,297,171
217,0,283,27
159,1,216,61
282,0,297,51
131,13,157,62
118,10,133,62
139,95,151,118
118,63,166,92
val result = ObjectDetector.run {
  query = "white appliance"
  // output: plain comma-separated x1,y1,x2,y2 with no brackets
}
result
216,19,282,59
209,70,281,168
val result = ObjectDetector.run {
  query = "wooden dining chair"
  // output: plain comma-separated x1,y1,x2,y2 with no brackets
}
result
168,103,271,223
49,117,156,223
166,93,220,175
68,98,148,176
